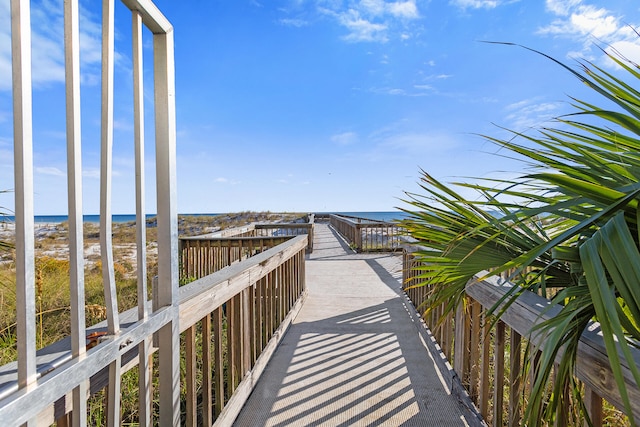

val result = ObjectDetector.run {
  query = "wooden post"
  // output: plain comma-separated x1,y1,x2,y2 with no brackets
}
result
493,321,505,427
185,326,196,426
202,314,213,426
470,301,481,400
213,308,224,417
454,302,467,381
509,329,522,426
479,312,491,419
583,386,603,427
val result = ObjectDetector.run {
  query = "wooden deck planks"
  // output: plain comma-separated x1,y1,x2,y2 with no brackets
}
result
233,223,476,426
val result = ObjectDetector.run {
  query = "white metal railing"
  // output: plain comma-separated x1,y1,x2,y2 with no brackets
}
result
2,1,179,425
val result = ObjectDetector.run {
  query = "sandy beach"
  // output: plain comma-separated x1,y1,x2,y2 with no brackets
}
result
0,221,151,271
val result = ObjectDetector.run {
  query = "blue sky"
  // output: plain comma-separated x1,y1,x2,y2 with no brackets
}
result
1,0,640,215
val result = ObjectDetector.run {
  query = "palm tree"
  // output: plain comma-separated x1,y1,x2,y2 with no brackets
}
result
400,44,640,426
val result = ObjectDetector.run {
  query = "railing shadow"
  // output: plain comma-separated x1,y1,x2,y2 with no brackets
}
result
233,255,471,426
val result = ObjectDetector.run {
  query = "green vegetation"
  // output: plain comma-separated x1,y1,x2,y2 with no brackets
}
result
0,211,302,363
0,211,302,423
401,45,640,426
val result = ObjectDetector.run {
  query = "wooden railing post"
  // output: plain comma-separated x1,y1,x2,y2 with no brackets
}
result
479,312,491,419
584,386,603,427
509,329,522,426
493,321,506,427
454,302,467,383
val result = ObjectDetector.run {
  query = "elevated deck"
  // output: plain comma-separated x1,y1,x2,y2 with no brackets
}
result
234,223,473,426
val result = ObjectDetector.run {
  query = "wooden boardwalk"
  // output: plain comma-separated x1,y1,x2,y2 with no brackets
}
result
233,223,475,426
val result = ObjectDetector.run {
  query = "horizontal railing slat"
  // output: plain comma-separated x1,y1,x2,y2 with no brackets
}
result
0,306,174,425
179,235,307,332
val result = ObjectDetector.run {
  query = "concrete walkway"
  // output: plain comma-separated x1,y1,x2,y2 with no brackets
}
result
233,223,471,426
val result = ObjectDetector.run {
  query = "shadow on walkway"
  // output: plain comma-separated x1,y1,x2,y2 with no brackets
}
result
233,299,466,426
233,223,472,426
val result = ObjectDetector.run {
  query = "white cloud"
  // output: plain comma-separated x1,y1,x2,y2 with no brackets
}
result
538,1,640,63
545,0,582,16
36,166,65,177
212,177,241,185
339,10,389,43
606,41,640,66
539,5,619,39
450,0,499,10
0,0,110,91
422,73,453,81
279,18,309,27
369,86,432,96
113,119,133,131
331,131,359,145
317,0,420,43
360,0,386,16
0,0,13,91
387,1,419,19
366,130,462,162
83,168,100,179
503,98,562,130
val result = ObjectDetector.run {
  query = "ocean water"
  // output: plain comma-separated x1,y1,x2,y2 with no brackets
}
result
1,211,408,224
322,211,410,222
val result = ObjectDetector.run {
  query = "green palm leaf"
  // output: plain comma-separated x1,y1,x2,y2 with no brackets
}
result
402,42,640,425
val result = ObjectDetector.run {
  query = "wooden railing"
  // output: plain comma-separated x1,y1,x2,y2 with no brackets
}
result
0,235,307,425
179,236,295,280
178,235,307,425
329,214,401,252
200,222,314,253
403,249,639,426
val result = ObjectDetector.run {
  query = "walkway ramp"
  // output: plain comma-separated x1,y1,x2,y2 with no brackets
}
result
234,223,472,426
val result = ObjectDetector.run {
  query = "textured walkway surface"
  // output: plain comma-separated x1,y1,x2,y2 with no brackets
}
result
233,223,470,426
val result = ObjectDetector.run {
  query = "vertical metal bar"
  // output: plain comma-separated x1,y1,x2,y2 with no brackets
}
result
63,0,87,424
100,0,120,335
11,2,36,425
133,10,147,313
100,1,121,424
154,27,180,426
132,14,151,424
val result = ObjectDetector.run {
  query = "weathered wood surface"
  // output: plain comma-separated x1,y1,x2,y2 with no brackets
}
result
0,236,308,425
403,249,640,425
330,214,402,252
233,223,481,427
466,271,640,422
